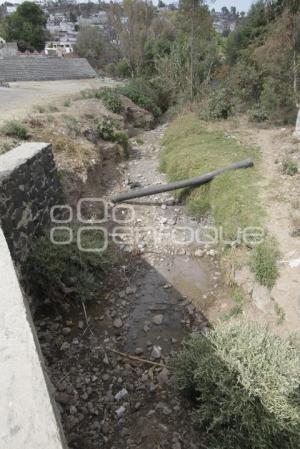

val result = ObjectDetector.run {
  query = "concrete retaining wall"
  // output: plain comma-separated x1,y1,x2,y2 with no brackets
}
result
0,142,66,449
0,142,64,263
0,57,97,82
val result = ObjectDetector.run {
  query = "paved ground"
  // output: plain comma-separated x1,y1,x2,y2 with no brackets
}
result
0,78,118,125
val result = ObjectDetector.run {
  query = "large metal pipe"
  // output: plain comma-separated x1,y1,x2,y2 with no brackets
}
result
111,159,254,204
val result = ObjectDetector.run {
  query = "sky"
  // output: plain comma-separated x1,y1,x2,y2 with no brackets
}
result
0,0,255,12
209,0,253,12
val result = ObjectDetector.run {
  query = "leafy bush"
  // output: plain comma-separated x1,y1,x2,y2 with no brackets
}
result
1,120,29,139
64,99,71,107
282,158,298,176
118,78,161,118
173,320,300,449
96,118,115,140
95,119,129,156
26,230,111,304
249,106,268,122
203,87,234,120
251,238,279,288
95,88,123,114
115,58,131,78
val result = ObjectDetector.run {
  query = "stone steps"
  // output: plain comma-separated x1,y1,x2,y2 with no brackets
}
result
0,57,97,82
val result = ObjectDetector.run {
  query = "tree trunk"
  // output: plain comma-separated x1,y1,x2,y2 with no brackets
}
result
294,109,300,137
292,13,300,136
190,0,195,101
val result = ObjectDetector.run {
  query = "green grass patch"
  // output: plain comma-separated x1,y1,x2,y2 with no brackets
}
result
173,320,300,449
1,120,29,140
251,238,279,288
281,157,298,176
223,288,245,320
26,229,113,304
161,114,261,240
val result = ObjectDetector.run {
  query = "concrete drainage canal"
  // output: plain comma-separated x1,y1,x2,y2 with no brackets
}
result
0,128,228,449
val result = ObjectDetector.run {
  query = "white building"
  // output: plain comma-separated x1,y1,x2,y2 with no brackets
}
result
45,41,74,56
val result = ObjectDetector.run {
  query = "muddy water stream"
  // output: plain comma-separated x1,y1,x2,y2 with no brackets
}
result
34,124,229,449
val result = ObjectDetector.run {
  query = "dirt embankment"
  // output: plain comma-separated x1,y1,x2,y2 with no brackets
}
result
213,118,300,336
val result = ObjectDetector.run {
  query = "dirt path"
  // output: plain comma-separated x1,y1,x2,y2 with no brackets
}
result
33,125,229,449
241,126,300,334
0,78,118,125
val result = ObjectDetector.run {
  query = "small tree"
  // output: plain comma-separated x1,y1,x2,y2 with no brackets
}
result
2,2,47,52
74,26,119,68
109,0,155,77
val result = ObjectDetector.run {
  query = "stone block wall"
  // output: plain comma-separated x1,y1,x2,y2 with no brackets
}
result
0,142,64,264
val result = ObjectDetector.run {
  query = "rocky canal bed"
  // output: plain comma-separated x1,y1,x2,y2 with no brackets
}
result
34,125,228,449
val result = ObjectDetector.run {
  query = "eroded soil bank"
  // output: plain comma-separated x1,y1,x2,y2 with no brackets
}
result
33,125,229,449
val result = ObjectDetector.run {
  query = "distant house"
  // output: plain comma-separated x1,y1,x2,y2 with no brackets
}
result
46,15,78,45
45,41,74,57
212,10,237,35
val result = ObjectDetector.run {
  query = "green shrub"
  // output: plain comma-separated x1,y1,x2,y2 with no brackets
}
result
173,320,300,449
251,238,279,288
26,230,111,304
203,87,234,120
115,58,131,78
95,88,123,114
95,119,129,156
33,104,59,113
96,118,115,140
118,78,161,117
282,158,298,176
2,121,29,139
112,131,129,157
249,106,268,122
64,99,71,107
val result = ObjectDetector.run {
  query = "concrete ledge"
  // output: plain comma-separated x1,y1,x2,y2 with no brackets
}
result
0,142,50,180
0,142,64,263
0,227,66,449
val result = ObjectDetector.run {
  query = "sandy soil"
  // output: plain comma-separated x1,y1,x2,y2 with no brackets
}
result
0,78,118,125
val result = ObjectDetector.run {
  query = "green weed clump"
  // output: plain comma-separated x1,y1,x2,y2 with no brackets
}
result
96,119,129,156
96,118,115,141
2,120,29,140
282,158,298,176
251,238,279,288
33,104,59,114
95,88,123,114
173,320,300,449
26,230,112,304
161,114,261,240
